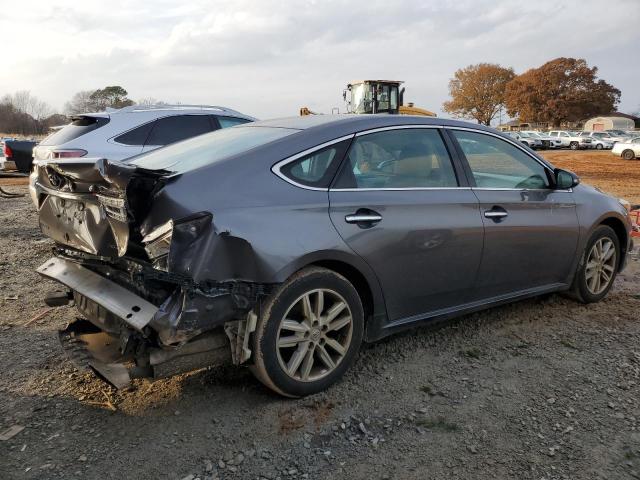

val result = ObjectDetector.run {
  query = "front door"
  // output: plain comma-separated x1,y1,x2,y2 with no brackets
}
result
329,127,484,323
449,129,579,300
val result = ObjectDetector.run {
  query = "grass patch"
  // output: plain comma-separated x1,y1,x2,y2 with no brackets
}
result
416,416,459,432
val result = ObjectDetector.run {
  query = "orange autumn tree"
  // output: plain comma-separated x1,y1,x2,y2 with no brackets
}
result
504,58,620,127
443,63,515,125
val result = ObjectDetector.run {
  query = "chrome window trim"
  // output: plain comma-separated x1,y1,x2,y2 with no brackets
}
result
271,134,355,191
472,187,573,193
354,124,443,136
331,187,472,192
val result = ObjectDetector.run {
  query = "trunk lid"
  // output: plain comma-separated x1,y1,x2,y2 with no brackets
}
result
31,157,168,257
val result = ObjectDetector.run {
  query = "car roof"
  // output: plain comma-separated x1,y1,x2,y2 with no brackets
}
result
243,114,494,133
78,104,256,121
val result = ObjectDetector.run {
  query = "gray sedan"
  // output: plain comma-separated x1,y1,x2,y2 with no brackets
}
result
31,115,633,397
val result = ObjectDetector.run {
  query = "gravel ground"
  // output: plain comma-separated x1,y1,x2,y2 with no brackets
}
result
1,186,639,480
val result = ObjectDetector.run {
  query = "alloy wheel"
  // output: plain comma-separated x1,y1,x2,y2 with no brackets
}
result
585,238,617,295
276,289,353,382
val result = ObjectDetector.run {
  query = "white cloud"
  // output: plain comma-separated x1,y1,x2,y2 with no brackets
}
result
0,0,638,118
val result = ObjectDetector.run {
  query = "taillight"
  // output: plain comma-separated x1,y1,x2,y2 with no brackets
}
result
3,144,12,158
51,149,87,158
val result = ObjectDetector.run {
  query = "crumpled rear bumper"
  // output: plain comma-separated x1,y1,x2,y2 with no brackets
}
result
37,256,158,331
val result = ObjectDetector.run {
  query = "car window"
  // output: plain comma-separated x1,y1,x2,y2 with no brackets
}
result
279,140,350,188
217,116,252,128
333,128,458,189
452,130,550,189
130,126,296,173
146,115,213,146
113,122,154,146
40,116,110,146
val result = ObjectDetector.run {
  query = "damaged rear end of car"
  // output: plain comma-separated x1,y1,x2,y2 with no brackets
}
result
32,156,270,388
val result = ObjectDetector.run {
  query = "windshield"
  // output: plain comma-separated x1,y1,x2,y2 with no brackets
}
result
130,126,296,173
351,84,373,114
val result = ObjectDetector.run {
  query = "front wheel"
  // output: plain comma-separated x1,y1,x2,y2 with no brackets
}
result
570,225,620,303
596,143,603,150
622,149,636,160
250,267,364,397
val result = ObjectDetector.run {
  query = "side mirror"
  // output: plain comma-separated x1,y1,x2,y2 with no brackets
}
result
554,168,580,189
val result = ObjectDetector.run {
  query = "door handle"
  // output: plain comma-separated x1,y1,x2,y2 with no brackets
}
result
345,209,382,227
345,214,383,223
484,207,508,221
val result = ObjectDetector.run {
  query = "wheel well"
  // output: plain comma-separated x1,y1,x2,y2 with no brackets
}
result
600,217,628,269
311,260,374,321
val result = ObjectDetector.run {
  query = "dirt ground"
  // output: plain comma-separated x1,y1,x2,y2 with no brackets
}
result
1,151,640,480
541,150,640,205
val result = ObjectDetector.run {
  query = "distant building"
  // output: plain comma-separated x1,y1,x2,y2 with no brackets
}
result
583,113,639,131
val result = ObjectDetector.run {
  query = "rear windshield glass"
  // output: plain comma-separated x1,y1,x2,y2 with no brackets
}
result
129,126,297,173
40,116,109,146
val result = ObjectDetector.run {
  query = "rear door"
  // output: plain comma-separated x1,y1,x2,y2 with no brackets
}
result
449,128,579,300
328,126,484,324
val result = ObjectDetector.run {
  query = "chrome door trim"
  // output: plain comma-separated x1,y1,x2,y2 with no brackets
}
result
271,134,356,191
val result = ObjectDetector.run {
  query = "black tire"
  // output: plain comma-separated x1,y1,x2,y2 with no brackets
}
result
622,149,636,160
569,225,620,303
250,267,364,397
596,143,603,150
570,142,579,150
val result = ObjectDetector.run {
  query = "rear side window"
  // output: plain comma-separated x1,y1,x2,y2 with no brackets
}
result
146,115,213,146
279,140,350,188
113,122,154,145
217,116,252,128
40,116,109,146
334,128,458,189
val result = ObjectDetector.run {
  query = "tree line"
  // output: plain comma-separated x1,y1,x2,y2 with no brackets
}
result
0,86,162,136
443,57,627,127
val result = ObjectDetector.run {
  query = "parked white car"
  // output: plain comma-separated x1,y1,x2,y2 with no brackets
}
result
576,132,614,150
584,131,630,145
505,131,543,149
33,105,255,162
521,131,562,149
612,137,640,160
547,130,593,150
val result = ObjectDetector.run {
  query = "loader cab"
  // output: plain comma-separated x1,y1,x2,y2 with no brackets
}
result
345,80,405,115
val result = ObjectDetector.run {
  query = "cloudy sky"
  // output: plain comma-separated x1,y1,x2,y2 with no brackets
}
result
1,0,639,120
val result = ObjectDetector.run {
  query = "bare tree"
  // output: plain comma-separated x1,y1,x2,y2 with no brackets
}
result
64,90,98,115
137,97,168,107
2,90,52,120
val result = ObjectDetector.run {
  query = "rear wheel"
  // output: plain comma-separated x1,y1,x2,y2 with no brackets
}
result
570,142,579,150
622,149,636,160
250,267,364,397
570,225,620,303
596,143,603,150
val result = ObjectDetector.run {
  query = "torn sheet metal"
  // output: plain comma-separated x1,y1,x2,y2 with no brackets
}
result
37,256,158,331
